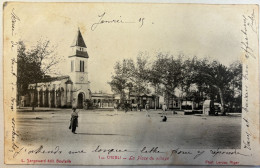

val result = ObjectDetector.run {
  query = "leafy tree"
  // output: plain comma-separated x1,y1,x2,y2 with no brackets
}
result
148,56,165,109
227,61,242,112
190,58,238,115
108,60,132,102
17,39,61,110
17,41,44,101
109,55,151,106
109,51,242,114
149,53,184,106
129,55,151,102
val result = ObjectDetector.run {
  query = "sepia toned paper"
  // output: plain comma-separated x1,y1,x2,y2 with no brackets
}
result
2,1,260,166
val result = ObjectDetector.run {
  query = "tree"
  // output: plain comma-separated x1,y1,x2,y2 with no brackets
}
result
129,54,151,103
109,55,151,107
17,39,62,110
227,61,242,112
109,52,242,114
190,58,238,115
148,57,164,109
149,53,184,107
17,41,44,105
108,60,133,102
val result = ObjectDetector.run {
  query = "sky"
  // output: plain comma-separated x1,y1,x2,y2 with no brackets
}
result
7,2,251,93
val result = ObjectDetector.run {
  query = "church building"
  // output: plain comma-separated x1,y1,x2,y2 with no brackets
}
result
26,29,91,108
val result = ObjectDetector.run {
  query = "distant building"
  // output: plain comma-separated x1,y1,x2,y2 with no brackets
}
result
91,92,114,108
113,93,160,109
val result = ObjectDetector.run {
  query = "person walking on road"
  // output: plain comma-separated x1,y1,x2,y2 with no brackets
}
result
162,102,167,117
69,108,79,134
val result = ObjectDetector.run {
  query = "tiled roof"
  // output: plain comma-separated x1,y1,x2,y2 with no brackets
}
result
75,50,89,58
40,75,70,82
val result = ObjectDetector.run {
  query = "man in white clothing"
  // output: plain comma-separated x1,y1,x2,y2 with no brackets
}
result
162,102,167,116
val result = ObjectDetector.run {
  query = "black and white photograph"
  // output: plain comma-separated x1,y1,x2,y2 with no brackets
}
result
2,1,260,166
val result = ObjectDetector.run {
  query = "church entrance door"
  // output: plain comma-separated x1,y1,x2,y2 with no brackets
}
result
78,93,84,109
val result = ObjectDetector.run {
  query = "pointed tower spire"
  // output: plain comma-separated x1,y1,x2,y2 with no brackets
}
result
69,28,89,58
71,28,87,48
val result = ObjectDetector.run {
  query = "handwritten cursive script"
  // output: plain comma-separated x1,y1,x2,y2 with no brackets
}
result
9,117,20,159
210,148,250,157
241,15,256,59
247,9,258,34
11,8,20,36
11,41,18,50
171,148,192,156
92,145,128,154
241,11,255,156
13,147,24,158
91,12,145,31
140,147,164,153
243,132,251,150
27,145,62,155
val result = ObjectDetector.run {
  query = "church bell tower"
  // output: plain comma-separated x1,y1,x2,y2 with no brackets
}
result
68,28,90,108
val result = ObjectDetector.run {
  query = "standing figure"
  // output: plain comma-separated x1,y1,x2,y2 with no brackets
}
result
138,103,142,111
162,102,167,117
145,101,150,117
124,101,129,113
69,108,79,134
114,102,118,115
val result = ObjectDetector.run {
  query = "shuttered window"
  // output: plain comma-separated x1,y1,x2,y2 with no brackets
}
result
80,61,84,72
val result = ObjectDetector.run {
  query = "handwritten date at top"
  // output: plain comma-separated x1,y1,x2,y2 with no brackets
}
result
91,12,145,31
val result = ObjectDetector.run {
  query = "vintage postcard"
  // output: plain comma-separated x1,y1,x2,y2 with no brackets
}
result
2,1,260,166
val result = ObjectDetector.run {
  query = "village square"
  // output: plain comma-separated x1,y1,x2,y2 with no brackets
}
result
15,27,242,149
16,107,241,149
